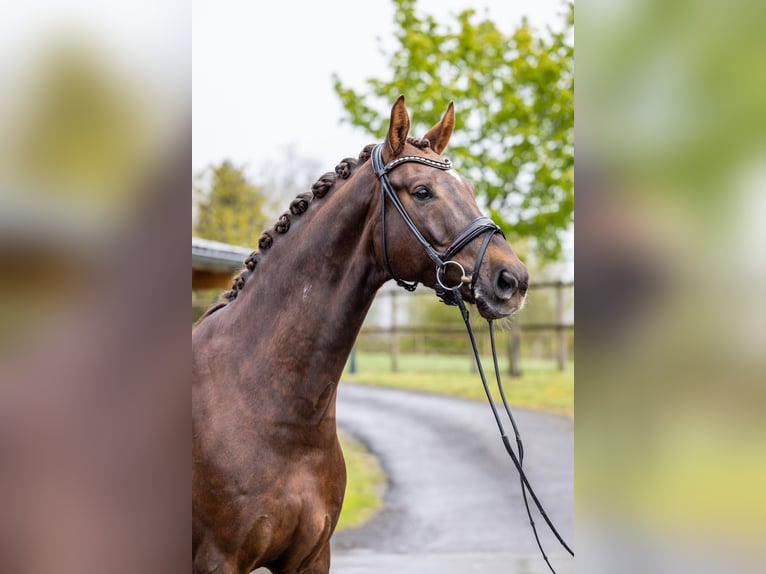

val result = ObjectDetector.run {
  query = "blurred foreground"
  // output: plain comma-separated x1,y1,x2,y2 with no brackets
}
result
577,0,766,572
0,3,189,573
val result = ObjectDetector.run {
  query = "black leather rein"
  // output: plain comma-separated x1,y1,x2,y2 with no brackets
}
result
371,143,573,573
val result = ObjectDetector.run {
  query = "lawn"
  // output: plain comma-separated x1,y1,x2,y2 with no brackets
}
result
336,431,386,531
343,352,574,418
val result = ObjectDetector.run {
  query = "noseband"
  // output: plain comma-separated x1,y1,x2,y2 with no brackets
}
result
371,142,573,573
371,143,503,305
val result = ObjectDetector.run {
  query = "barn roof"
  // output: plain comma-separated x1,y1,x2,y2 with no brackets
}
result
192,237,250,272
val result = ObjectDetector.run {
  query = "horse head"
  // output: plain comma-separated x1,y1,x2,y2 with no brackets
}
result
373,96,528,320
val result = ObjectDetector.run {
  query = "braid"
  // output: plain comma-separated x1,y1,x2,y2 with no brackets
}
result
290,192,312,215
358,144,375,163
311,172,336,198
274,212,291,234
335,157,358,179
406,136,431,149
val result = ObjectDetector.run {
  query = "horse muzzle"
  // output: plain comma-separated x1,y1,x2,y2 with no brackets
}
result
473,262,529,320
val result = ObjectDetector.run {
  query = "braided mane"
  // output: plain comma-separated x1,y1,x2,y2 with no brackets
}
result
196,138,432,323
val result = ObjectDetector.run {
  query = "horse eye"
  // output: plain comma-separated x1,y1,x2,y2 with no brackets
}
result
413,187,433,201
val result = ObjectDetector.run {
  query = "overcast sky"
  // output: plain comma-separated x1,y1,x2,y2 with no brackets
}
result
0,0,566,187
192,0,568,177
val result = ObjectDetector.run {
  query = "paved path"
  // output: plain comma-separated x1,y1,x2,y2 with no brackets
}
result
253,383,573,574
329,384,574,574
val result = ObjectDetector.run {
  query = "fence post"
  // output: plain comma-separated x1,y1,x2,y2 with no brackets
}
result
556,280,566,371
508,322,522,377
416,333,425,355
349,346,357,374
390,291,399,372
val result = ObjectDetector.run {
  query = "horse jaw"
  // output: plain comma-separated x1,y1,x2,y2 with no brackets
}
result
474,285,527,320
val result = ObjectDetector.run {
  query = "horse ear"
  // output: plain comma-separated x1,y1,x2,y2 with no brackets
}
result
386,95,410,157
422,101,455,155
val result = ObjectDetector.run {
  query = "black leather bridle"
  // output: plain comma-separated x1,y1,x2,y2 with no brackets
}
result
371,142,574,573
371,143,503,305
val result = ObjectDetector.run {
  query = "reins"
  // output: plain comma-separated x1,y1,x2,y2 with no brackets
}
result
372,143,573,573
455,300,574,573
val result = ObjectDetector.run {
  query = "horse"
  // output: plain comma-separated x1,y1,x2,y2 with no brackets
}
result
192,96,529,574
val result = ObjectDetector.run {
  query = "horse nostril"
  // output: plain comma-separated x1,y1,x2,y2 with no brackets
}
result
496,269,518,299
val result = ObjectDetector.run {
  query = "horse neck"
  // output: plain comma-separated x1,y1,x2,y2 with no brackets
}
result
233,165,386,395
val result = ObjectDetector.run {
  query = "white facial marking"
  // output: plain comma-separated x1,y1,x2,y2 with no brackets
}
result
302,283,313,301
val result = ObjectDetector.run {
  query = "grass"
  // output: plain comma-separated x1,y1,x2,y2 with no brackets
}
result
343,352,574,418
336,431,386,531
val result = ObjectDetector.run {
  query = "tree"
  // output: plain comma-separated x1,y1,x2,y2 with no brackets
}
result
193,161,270,248
333,0,573,261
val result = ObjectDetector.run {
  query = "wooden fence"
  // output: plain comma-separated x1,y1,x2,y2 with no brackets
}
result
352,280,574,377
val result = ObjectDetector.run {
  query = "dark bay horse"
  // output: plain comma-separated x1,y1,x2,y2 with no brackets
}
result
192,96,529,574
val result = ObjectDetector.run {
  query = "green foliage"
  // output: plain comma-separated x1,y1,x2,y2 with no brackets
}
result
333,0,573,260
193,161,270,248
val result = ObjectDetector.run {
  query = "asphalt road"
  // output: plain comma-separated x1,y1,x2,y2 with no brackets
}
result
253,383,573,574
329,383,574,574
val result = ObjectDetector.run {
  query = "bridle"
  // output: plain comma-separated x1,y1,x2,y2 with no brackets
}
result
371,143,503,305
371,143,574,573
